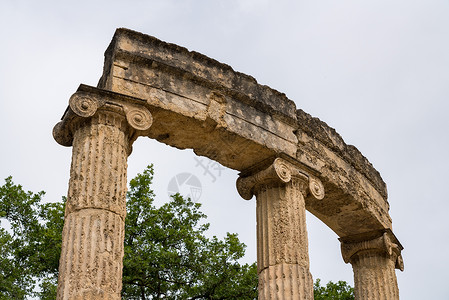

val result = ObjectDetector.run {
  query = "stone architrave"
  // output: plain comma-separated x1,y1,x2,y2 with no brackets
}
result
340,231,404,300
53,28,404,300
236,157,325,300
53,88,152,299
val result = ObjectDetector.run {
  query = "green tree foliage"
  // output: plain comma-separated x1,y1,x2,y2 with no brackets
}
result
0,165,258,299
0,177,63,299
314,278,354,300
122,165,258,299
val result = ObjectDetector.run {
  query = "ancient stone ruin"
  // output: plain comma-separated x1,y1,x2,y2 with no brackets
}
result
53,28,403,299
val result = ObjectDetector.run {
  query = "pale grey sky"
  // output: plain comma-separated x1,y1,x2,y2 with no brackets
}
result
1,1,448,299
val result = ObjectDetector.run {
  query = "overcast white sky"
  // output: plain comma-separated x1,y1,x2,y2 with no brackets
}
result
1,1,448,299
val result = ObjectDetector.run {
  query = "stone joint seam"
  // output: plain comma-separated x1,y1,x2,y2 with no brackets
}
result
112,49,298,127
257,262,310,275
113,75,297,144
66,207,126,223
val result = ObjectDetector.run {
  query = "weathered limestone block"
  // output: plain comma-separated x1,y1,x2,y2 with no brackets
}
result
58,209,124,299
53,89,152,300
340,231,403,300
237,158,325,300
94,28,399,243
64,110,130,218
53,28,404,299
296,109,392,239
97,28,298,171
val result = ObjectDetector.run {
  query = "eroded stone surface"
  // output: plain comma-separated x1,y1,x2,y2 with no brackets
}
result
97,28,298,170
54,28,403,300
93,28,396,240
296,109,392,238
237,158,314,299
55,93,151,300
340,232,403,300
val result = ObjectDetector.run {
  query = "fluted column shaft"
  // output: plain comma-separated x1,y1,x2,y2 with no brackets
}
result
341,232,404,300
57,109,131,300
256,178,313,299
352,251,398,299
53,88,153,299
237,158,324,300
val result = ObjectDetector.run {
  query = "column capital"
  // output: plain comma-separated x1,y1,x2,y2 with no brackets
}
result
53,84,153,149
236,157,325,201
340,230,404,271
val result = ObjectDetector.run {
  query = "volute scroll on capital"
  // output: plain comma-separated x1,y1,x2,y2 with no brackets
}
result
123,105,153,132
53,85,154,147
69,92,105,118
236,157,325,200
340,231,404,271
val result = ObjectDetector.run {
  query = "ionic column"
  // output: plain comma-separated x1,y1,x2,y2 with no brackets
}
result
237,158,325,300
53,89,153,300
340,231,404,300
